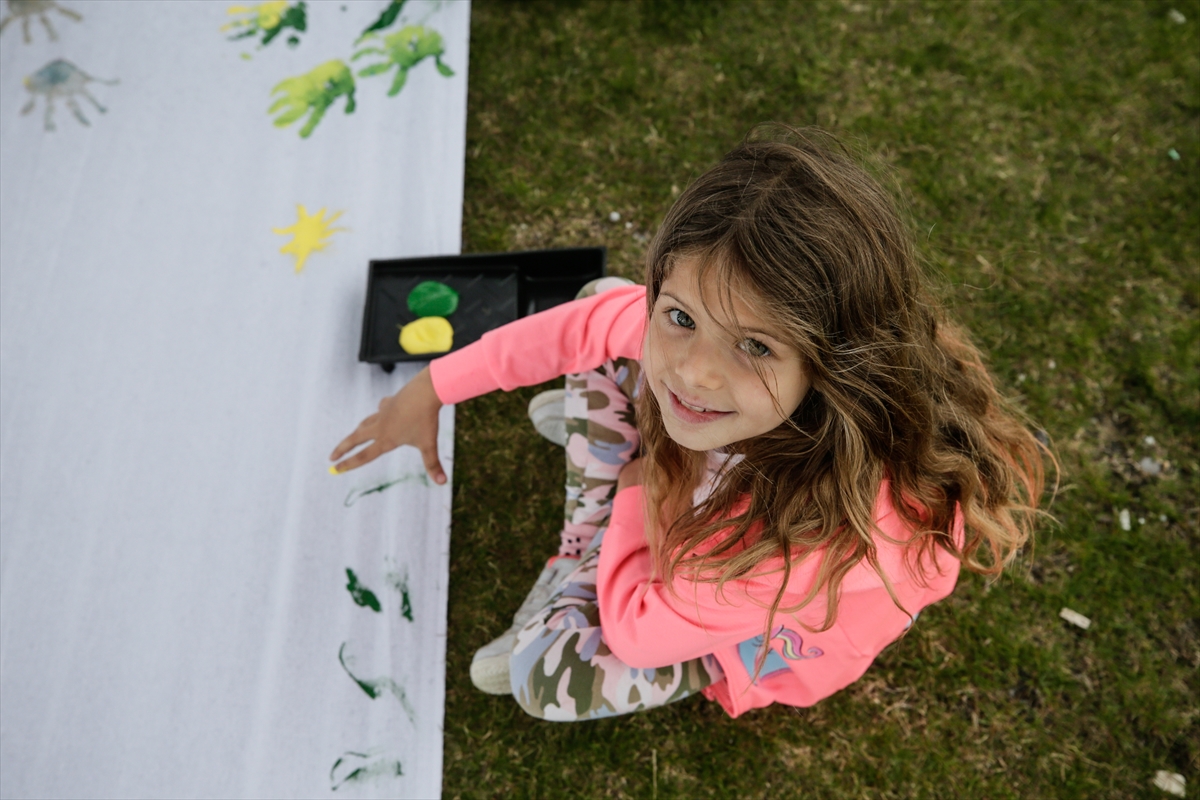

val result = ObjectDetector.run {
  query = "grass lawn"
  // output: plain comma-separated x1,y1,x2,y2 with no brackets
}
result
443,1,1198,797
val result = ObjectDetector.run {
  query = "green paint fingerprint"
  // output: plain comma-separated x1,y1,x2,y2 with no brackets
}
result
358,0,405,41
338,642,416,723
269,59,356,138
345,568,381,612
352,25,454,97
386,570,414,622
407,280,459,317
343,472,430,507
330,751,403,791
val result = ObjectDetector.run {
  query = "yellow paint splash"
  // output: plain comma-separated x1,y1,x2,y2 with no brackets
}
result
273,205,346,273
399,317,453,354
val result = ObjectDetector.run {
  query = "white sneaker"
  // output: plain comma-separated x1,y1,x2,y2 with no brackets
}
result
469,556,580,695
528,389,567,447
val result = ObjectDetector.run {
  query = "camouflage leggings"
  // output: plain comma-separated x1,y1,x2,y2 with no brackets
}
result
509,279,724,721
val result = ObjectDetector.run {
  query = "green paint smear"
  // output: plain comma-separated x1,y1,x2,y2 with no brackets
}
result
387,570,414,622
345,568,381,612
330,751,403,791
338,642,416,723
358,0,406,41
343,472,430,507
401,586,413,622
269,59,356,138
406,280,459,317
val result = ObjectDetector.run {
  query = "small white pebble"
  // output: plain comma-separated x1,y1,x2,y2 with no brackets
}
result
1118,509,1131,531
1047,359,1056,370
625,221,633,230
1139,457,1163,476
1153,770,1186,797
1139,517,1146,525
1144,435,1157,446
1059,608,1092,630
1160,514,1168,523
609,211,621,223
1016,373,1027,384
1168,9,1186,24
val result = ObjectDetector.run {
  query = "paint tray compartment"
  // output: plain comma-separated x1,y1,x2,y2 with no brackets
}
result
359,247,606,371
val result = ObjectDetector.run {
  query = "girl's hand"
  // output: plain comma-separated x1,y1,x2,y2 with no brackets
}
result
616,457,643,494
329,366,447,484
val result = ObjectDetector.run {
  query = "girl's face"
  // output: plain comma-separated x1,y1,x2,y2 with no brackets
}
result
643,256,810,451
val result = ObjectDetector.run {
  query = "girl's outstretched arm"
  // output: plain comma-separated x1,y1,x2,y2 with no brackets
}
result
328,365,446,484
329,284,644,483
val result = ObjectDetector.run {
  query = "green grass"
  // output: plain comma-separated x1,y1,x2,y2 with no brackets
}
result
445,1,1199,797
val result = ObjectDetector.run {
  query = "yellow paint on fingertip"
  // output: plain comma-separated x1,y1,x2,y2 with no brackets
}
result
328,465,340,475
399,316,454,354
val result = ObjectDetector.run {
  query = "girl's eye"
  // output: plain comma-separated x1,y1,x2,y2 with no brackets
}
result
740,338,772,358
667,308,695,329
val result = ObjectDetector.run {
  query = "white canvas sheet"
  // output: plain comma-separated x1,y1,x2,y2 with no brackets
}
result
0,2,469,797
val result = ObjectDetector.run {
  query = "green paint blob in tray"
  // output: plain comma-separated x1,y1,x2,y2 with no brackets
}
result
406,281,459,317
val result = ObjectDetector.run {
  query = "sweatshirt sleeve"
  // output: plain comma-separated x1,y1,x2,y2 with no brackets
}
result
427,284,647,405
597,485,799,668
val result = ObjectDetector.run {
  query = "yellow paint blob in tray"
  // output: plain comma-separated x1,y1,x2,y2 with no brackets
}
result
399,317,454,355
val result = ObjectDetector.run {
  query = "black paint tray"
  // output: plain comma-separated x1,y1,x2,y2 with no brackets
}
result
359,247,606,371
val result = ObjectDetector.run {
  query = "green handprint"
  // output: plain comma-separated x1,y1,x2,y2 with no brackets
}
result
268,59,356,138
352,26,454,97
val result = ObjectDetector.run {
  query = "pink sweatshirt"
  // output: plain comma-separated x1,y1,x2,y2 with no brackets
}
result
429,285,963,718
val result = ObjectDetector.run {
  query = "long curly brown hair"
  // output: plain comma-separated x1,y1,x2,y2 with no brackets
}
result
635,126,1053,645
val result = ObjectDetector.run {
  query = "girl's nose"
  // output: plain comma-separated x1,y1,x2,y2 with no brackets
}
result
674,334,724,392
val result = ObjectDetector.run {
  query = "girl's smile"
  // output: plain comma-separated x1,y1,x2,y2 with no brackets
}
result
666,387,734,423
644,256,810,451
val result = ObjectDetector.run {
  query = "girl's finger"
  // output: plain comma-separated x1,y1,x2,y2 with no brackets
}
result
329,434,365,461
330,418,379,460
419,444,446,485
333,442,383,473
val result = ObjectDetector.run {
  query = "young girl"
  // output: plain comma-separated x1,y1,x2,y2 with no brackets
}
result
329,126,1048,722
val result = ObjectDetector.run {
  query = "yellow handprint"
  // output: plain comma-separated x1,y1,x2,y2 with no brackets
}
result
222,1,306,48
268,60,356,138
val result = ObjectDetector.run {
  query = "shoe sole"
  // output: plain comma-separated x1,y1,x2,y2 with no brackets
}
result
470,654,512,695
528,389,565,416
528,389,567,446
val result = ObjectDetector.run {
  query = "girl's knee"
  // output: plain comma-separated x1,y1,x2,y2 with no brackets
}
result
509,648,559,721
575,275,637,301
509,622,602,722
512,681,552,720
508,624,555,716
